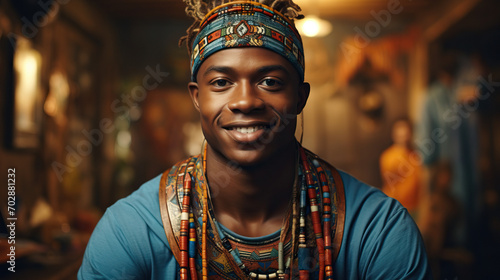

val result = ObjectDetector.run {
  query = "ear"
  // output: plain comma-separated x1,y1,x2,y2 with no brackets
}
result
296,82,310,114
188,82,200,112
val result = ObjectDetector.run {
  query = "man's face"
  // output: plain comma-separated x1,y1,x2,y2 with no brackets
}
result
189,48,309,166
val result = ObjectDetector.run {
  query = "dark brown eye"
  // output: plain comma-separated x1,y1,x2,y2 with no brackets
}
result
260,78,283,89
262,79,277,87
212,79,229,87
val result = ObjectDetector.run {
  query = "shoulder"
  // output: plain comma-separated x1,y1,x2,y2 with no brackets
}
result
112,173,162,213
339,170,403,227
108,153,198,229
337,170,403,230
334,171,431,279
111,174,163,221
78,174,179,280
94,174,165,242
379,145,397,162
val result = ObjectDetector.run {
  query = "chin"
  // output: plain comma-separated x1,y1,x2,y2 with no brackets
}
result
225,149,269,167
206,132,296,168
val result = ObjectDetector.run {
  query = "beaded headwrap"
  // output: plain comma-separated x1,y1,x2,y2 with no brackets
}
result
190,1,305,82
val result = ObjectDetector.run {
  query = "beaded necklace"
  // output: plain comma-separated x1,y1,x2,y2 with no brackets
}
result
206,148,299,280
178,144,335,280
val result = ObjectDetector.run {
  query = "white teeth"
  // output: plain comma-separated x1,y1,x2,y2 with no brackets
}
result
235,126,264,134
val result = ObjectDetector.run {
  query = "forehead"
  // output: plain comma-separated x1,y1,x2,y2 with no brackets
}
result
196,48,299,79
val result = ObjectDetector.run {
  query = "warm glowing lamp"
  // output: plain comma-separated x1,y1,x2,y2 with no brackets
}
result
296,15,332,37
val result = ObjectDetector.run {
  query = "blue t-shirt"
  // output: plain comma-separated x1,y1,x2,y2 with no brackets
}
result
78,171,431,279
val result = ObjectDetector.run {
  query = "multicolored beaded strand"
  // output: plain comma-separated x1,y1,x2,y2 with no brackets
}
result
300,148,336,280
315,161,334,280
288,166,299,279
300,149,326,280
202,145,209,280
189,212,198,280
180,173,193,280
298,169,309,280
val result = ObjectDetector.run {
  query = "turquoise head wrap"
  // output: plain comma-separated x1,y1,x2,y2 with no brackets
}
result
190,1,305,82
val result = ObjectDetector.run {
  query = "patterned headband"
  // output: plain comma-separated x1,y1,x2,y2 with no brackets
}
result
190,1,305,82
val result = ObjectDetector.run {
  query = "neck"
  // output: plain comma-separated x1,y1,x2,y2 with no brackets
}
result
205,142,297,237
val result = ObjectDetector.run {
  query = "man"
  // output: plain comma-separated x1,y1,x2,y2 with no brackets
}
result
416,52,480,274
79,1,431,279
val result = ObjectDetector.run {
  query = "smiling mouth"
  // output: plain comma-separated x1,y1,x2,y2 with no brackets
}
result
223,123,275,144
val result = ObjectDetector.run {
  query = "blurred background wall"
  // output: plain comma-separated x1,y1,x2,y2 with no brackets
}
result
0,0,499,279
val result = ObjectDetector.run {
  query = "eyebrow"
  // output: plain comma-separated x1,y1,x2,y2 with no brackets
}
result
202,66,234,78
202,64,291,78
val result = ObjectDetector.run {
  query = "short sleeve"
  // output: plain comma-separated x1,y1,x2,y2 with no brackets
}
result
78,174,179,280
334,171,432,279
361,208,431,279
78,209,149,279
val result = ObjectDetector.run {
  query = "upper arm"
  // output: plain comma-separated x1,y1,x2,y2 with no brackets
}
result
335,175,431,280
360,209,432,280
78,209,149,280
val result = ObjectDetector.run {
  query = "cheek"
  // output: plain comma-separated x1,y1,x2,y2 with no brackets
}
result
198,93,222,119
278,90,300,114
273,98,299,117
197,98,226,143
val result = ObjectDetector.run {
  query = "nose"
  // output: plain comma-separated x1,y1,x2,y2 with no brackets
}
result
227,81,265,113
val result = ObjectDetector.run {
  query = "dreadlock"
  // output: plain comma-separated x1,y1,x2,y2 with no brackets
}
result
179,0,304,56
